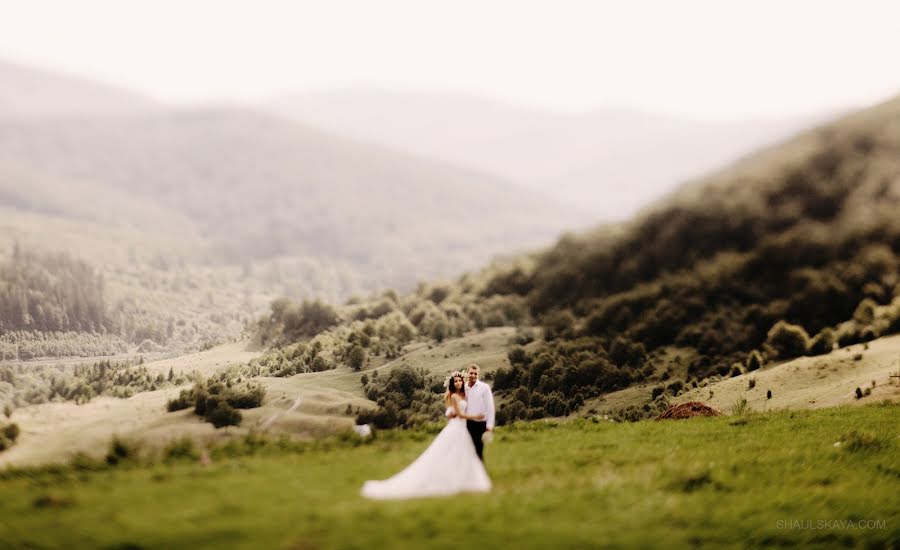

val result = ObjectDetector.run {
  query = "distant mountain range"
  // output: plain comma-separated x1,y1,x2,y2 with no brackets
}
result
0,60,159,118
267,90,833,219
0,60,585,294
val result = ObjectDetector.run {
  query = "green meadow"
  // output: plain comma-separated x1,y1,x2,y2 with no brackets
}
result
0,402,897,549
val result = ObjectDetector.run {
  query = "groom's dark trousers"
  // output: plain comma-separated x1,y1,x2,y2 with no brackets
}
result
466,420,487,462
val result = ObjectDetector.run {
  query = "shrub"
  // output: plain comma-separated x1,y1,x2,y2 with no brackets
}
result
748,378,756,389
666,381,684,396
853,298,878,325
356,403,402,429
166,379,262,428
427,285,451,304
508,346,528,366
513,329,536,346
731,397,749,416
544,393,570,417
542,310,576,341
226,383,265,409
863,324,879,342
348,345,366,370
105,437,138,465
208,405,242,428
808,328,835,356
609,336,647,368
311,356,330,372
166,389,194,412
357,366,442,428
2,423,19,442
885,303,900,335
765,321,810,359
745,350,764,371
568,392,585,411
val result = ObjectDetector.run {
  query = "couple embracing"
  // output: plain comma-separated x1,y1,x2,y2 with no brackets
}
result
361,364,495,500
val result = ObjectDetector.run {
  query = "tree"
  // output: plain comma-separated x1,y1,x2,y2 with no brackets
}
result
765,321,810,359
745,350,764,371
808,328,835,356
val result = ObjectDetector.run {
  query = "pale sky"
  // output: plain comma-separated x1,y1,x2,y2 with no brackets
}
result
1,0,899,119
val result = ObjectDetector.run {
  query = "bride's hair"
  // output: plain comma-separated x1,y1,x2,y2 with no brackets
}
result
444,372,465,402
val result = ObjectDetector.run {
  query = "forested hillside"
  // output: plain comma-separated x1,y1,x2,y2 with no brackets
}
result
484,94,900,419
0,246,110,333
253,94,900,426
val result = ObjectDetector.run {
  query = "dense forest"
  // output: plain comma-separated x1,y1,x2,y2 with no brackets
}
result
0,246,112,334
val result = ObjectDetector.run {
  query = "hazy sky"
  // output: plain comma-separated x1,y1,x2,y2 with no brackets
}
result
1,0,899,119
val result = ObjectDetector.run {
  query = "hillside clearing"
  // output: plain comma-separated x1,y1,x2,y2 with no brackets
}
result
676,334,900,412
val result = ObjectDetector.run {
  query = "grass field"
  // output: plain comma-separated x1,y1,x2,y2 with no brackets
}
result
0,402,897,549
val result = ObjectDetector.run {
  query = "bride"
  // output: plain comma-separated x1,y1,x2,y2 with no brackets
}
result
360,371,492,499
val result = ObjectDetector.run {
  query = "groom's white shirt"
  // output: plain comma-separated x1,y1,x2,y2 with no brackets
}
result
465,380,495,430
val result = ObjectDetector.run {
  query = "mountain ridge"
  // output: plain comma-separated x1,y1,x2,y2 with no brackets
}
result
266,89,830,218
0,59,160,118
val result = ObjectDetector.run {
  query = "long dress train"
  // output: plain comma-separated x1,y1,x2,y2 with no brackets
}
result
361,400,491,499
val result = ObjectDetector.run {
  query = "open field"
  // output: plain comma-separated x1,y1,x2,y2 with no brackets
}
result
0,403,897,549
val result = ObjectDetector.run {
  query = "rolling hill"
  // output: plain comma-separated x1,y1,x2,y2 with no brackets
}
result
0,59,159,118
3,65,899,474
0,61,591,355
248,90,900,427
0,107,585,288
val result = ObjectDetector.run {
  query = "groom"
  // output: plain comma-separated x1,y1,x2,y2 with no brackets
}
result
463,363,495,462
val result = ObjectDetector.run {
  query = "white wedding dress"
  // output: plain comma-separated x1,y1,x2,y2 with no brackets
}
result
361,400,492,500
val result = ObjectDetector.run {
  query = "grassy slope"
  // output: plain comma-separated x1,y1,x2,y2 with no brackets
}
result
0,343,260,468
0,403,897,549
676,334,900,413
585,336,900,417
6,326,899,469
0,329,520,468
